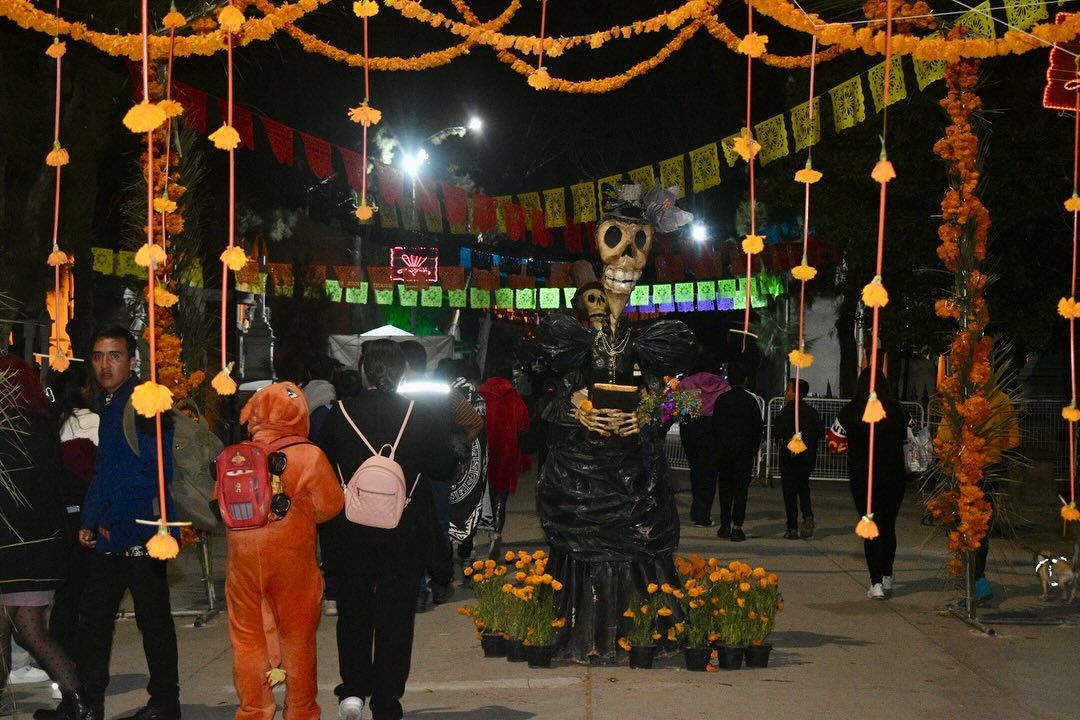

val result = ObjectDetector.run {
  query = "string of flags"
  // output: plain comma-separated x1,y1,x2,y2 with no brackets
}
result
88,247,784,313
158,3,1017,257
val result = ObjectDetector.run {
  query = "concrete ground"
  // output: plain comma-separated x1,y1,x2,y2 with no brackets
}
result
4,472,1078,720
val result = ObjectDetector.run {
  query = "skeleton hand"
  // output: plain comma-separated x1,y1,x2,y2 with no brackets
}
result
572,402,611,435
608,409,644,437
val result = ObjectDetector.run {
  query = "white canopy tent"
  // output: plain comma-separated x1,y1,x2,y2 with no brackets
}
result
328,326,454,373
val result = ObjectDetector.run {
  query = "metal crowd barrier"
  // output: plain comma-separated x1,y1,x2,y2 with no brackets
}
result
665,392,766,474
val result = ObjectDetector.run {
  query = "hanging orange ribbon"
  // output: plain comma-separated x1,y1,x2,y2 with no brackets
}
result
1063,63,1080,524
857,3,897,540
45,0,70,372
742,1,757,341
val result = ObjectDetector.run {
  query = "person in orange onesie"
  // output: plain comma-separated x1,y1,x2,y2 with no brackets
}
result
224,382,344,720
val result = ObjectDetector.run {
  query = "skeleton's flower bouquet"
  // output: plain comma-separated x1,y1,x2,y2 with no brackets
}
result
637,376,701,426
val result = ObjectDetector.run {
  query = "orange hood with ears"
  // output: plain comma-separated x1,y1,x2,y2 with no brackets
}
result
240,381,310,443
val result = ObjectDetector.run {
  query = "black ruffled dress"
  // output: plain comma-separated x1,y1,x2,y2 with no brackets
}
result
537,313,694,662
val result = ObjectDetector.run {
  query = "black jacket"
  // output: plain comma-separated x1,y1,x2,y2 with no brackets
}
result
711,387,764,464
314,390,454,583
0,412,68,594
775,400,823,473
836,395,908,505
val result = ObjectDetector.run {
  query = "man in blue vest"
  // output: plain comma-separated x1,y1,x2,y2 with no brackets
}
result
39,326,181,720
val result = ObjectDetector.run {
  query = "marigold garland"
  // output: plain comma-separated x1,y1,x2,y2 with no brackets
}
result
927,50,996,571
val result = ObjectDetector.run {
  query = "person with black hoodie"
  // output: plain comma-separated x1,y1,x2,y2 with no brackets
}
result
835,369,908,600
315,340,454,720
679,361,731,528
710,358,764,542
774,378,822,539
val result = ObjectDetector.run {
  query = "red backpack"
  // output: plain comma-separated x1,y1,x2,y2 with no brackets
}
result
214,435,307,530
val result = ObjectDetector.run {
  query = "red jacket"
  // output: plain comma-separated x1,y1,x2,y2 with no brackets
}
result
479,377,531,493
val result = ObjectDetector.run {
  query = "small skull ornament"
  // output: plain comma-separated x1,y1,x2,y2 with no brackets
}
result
595,218,653,297
573,281,608,330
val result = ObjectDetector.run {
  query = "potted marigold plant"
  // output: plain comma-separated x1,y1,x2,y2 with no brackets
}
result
713,561,754,669
502,549,564,666
744,568,782,668
460,558,509,657
616,583,665,669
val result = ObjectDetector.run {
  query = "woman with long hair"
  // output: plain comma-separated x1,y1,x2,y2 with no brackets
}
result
0,355,96,719
835,368,908,599
314,340,454,720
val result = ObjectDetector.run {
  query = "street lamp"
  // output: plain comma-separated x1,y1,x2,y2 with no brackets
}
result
691,222,708,242
402,148,429,178
467,116,483,132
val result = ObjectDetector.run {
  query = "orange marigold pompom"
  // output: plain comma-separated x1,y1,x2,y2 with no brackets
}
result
733,129,760,162
791,263,817,281
153,196,178,214
219,246,249,271
353,0,379,17
162,7,186,30
1065,195,1080,212
147,526,180,560
158,99,184,118
45,143,70,167
617,637,631,651
1058,297,1080,319
788,348,813,368
48,349,71,373
736,32,768,58
212,365,237,396
132,381,174,418
871,159,896,184
46,39,67,59
862,392,887,423
794,166,822,184
528,67,552,90
348,103,382,127
217,4,245,33
1062,404,1080,422
47,245,69,267
741,234,764,255
135,243,166,268
1061,502,1080,522
855,515,880,539
209,124,241,151
154,286,179,308
355,204,375,221
123,101,167,134
787,433,807,455
862,275,889,307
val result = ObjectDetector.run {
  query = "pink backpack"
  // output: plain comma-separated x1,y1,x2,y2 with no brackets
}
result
338,400,419,529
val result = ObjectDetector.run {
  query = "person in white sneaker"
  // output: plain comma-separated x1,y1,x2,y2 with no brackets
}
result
834,369,907,601
337,696,364,720
7,641,49,684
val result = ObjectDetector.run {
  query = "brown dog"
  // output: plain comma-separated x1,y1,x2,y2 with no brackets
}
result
1035,543,1079,602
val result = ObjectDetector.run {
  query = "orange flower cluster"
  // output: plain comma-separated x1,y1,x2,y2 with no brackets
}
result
0,0,331,60
137,82,204,402
669,556,782,647
928,49,994,571
749,0,1072,61
861,0,938,32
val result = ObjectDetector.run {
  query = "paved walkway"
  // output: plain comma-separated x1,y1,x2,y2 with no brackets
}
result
4,473,1078,720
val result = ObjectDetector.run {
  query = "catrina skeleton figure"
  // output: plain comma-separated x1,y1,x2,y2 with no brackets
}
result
536,181,695,662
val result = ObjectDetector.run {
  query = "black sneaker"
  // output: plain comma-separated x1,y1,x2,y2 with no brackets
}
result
692,517,714,528
730,527,747,542
783,528,800,540
118,705,180,720
716,524,731,539
431,583,455,605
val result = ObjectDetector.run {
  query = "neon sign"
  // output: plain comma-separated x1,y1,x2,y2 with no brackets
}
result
391,246,439,284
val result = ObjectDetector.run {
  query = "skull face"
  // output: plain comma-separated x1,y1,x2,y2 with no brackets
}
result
595,219,653,296
573,284,608,329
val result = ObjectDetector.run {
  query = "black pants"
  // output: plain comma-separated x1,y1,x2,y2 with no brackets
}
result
716,455,755,528
76,552,179,710
50,512,92,656
852,480,906,585
336,564,423,720
682,420,718,523
780,468,814,530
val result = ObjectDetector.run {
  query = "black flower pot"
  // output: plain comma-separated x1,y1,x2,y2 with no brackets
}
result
505,638,527,662
716,644,745,670
480,633,507,658
682,646,710,672
744,643,772,668
629,645,657,669
525,644,555,668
